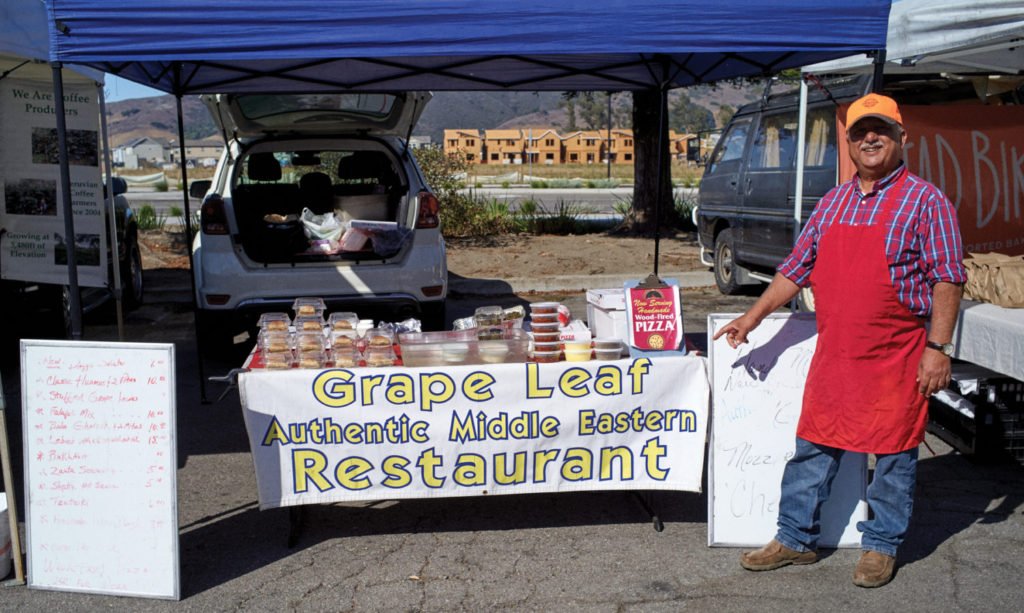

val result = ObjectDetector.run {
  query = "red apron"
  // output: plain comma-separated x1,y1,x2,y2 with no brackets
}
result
799,178,928,454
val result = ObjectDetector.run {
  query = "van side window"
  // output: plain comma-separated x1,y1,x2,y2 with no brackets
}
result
804,107,836,168
750,113,797,170
706,121,749,175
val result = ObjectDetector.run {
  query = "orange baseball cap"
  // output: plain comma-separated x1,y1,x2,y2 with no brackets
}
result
846,93,903,128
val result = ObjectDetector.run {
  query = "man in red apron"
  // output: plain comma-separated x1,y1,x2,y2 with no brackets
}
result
713,93,966,588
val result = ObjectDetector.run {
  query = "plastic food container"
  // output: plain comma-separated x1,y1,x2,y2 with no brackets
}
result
564,347,593,362
364,346,397,367
364,327,395,348
475,306,505,340
594,348,623,361
292,297,326,318
330,329,359,350
532,330,561,343
441,342,472,364
530,321,561,332
293,315,325,332
530,312,559,325
258,312,291,332
328,311,359,330
356,318,375,336
530,301,560,315
532,341,562,354
295,331,325,352
593,338,623,351
259,330,292,354
478,341,511,363
532,350,561,363
398,329,476,367
263,352,294,370
332,348,362,368
563,340,592,353
296,350,327,369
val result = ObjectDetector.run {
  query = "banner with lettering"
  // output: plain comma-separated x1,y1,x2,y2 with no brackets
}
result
240,356,710,509
0,75,106,285
839,104,1024,256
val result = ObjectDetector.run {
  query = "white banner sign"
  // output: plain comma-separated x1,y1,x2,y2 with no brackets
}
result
240,356,710,509
0,75,106,286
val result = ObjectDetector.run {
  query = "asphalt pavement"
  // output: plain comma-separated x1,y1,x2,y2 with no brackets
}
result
1,267,1022,611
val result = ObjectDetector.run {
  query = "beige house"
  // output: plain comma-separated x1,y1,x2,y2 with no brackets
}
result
168,139,224,167
483,129,525,164
562,130,605,164
523,129,561,165
443,129,482,162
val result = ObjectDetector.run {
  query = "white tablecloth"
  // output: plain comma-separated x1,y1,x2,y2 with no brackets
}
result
952,300,1024,381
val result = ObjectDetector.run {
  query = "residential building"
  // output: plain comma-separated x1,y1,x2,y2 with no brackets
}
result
168,139,224,167
483,129,525,164
112,136,168,169
443,129,482,162
523,129,561,165
562,130,604,164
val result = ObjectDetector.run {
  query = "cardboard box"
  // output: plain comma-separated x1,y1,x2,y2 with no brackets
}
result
586,288,628,343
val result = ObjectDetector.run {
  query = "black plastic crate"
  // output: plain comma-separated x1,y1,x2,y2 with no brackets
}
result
928,373,1024,463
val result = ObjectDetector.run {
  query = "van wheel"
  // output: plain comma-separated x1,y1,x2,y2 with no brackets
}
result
713,229,742,295
123,243,144,309
798,287,816,312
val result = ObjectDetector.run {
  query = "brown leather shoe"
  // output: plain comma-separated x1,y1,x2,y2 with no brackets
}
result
853,551,896,588
740,539,818,571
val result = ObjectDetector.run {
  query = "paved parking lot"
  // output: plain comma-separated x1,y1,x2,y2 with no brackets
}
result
1,276,1022,611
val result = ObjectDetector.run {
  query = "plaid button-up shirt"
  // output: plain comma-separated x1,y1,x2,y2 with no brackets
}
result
779,163,966,317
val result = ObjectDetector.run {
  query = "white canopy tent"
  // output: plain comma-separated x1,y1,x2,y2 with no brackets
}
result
789,0,1024,255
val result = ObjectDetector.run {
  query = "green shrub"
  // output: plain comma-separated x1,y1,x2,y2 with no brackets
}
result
153,179,169,192
529,180,548,189
136,204,168,231
546,178,583,189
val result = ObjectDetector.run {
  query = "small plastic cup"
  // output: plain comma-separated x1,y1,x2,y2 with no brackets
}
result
532,350,561,363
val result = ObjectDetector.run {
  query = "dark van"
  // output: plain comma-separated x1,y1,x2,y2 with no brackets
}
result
696,75,870,296
696,73,1017,300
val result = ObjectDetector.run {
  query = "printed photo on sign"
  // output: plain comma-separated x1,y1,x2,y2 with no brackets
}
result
4,178,57,216
31,127,99,166
54,233,101,266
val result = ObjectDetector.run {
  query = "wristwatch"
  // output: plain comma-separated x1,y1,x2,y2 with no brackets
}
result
926,340,954,356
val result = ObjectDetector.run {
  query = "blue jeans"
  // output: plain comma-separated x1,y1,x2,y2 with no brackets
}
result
774,437,918,558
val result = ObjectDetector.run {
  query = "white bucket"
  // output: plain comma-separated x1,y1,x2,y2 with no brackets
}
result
0,496,11,579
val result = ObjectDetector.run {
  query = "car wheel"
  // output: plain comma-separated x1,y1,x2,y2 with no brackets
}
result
713,228,742,295
123,242,144,308
420,300,447,331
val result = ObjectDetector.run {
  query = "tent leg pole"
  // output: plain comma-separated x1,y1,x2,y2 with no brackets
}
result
98,87,125,341
632,491,664,532
173,79,209,403
50,63,83,340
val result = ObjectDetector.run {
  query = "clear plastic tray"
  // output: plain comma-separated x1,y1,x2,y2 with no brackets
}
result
399,329,530,367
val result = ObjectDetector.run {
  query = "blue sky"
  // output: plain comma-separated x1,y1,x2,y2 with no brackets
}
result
104,76,163,102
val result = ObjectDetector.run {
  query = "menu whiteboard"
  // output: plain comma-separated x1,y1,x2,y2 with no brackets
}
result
707,314,866,547
21,340,178,599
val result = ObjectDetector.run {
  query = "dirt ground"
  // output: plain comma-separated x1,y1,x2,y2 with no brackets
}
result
140,229,706,278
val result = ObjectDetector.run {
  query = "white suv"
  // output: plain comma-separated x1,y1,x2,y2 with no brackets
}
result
189,92,446,351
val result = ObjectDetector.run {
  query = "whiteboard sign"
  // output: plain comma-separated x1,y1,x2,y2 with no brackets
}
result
21,340,179,599
707,314,866,548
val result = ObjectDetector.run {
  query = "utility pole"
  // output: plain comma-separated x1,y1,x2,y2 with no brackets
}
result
606,92,612,180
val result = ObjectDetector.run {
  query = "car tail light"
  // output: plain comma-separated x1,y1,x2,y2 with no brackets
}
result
206,294,231,305
201,194,229,235
415,191,440,229
421,285,444,297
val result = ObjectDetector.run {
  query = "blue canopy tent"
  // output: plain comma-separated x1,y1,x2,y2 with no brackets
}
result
44,0,892,399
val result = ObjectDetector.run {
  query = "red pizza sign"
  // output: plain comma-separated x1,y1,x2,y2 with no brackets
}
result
626,285,682,352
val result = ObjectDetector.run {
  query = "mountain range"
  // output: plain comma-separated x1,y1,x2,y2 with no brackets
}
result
105,86,762,147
